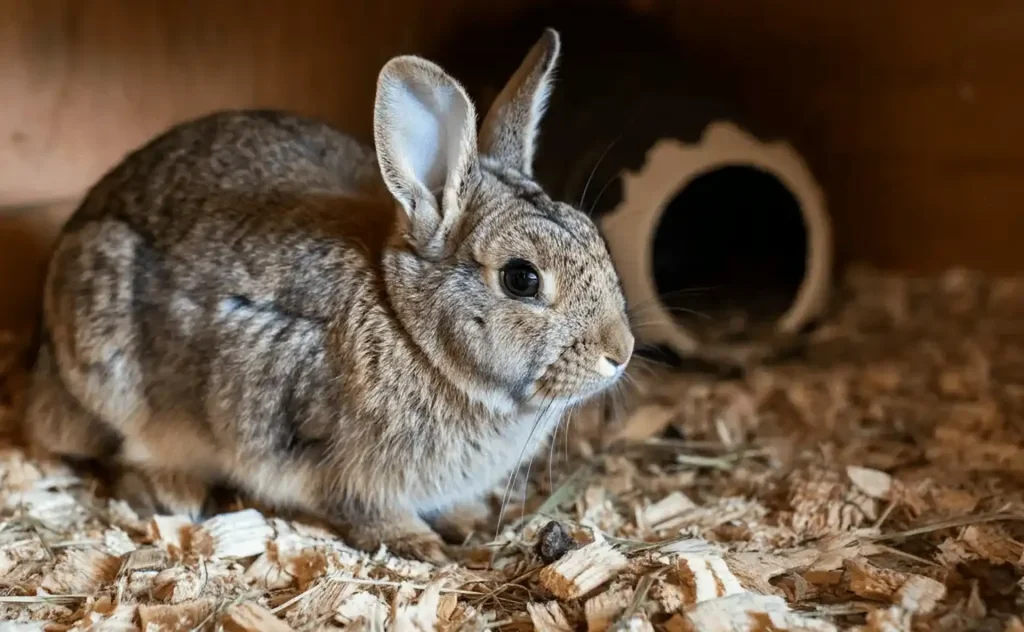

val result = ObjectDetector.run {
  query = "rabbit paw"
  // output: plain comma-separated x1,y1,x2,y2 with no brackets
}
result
113,467,212,521
383,532,451,564
344,515,451,564
428,500,491,545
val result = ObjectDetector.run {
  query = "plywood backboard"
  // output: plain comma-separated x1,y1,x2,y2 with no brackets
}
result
1,0,1021,332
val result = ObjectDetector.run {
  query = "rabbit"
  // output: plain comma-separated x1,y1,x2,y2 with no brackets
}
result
23,28,634,562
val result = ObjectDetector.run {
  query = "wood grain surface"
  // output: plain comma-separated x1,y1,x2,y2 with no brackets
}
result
653,1,1024,275
0,0,1021,331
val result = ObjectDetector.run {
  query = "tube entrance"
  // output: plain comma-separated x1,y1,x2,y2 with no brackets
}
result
650,164,808,342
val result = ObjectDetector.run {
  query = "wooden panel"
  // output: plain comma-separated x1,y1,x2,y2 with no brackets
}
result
650,1,1024,274
0,202,74,331
0,0,1022,309
0,0,536,206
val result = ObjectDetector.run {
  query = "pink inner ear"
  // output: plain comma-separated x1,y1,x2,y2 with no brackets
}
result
377,64,475,210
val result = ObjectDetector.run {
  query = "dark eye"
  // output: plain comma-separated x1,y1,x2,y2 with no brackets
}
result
500,259,541,298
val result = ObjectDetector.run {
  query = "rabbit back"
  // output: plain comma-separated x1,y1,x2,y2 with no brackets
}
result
29,110,396,512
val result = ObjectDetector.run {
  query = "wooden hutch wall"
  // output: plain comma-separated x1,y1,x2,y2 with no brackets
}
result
2,0,1021,328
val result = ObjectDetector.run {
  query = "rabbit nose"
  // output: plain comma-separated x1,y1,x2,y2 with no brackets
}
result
596,355,623,377
596,326,635,377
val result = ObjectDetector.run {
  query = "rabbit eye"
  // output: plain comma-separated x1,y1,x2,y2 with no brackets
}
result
500,259,541,298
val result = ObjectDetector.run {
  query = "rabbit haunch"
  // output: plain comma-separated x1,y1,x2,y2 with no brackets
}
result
24,28,634,562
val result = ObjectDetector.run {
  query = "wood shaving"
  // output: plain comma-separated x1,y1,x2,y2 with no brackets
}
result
1,267,1022,630
391,577,444,632
527,601,573,631
844,558,911,603
845,466,893,501
335,591,389,629
538,538,629,600
679,592,838,632
221,602,294,632
137,598,216,631
191,509,274,559
38,548,121,595
585,584,635,631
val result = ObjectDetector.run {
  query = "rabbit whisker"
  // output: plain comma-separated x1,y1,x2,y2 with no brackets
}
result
628,303,714,321
546,378,585,494
547,409,560,493
579,136,622,211
494,388,556,540
586,172,620,217
521,391,560,522
581,96,649,216
564,403,581,468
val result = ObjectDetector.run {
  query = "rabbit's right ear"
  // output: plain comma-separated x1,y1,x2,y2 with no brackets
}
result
478,29,560,177
374,56,479,257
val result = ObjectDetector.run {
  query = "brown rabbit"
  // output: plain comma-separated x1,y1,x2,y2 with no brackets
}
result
24,29,634,562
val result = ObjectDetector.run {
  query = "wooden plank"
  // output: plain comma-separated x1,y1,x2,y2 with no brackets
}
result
1,0,1022,275
0,0,536,206
655,0,1024,273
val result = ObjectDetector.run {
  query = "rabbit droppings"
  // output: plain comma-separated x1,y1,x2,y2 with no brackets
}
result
25,29,634,562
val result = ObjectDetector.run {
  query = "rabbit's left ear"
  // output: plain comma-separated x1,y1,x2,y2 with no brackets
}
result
374,55,479,256
478,28,561,177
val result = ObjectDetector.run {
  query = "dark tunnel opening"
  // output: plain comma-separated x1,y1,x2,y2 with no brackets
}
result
650,164,808,343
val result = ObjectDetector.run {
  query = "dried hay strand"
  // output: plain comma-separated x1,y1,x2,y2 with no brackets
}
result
1,267,1023,631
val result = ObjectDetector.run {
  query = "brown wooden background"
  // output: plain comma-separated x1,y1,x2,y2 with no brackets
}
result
2,0,1022,328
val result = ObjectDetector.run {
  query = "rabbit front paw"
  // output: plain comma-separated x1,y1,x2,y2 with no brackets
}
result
427,500,492,545
113,467,213,522
342,512,451,564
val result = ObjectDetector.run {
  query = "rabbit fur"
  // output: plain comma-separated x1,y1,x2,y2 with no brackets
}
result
24,28,634,562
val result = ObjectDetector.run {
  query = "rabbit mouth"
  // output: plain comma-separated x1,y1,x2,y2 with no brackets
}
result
525,368,625,410
516,338,628,411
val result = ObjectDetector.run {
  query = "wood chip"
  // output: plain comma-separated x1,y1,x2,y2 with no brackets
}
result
539,539,628,600
137,598,215,631
436,593,458,623
335,591,389,629
150,565,209,604
221,602,294,632
2,270,1023,630
615,404,676,443
391,578,444,632
6,488,83,528
192,509,274,559
38,548,121,594
124,547,170,572
102,528,137,556
89,604,137,631
639,491,697,532
680,592,838,632
844,559,908,602
849,606,909,632
960,524,1023,565
285,577,359,628
244,534,329,591
527,601,574,632
845,466,893,500
149,515,194,554
894,575,946,615
585,584,634,631
672,554,747,605
722,551,807,595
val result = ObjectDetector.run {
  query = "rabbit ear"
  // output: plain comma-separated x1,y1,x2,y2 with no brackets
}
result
479,28,561,177
374,56,479,254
